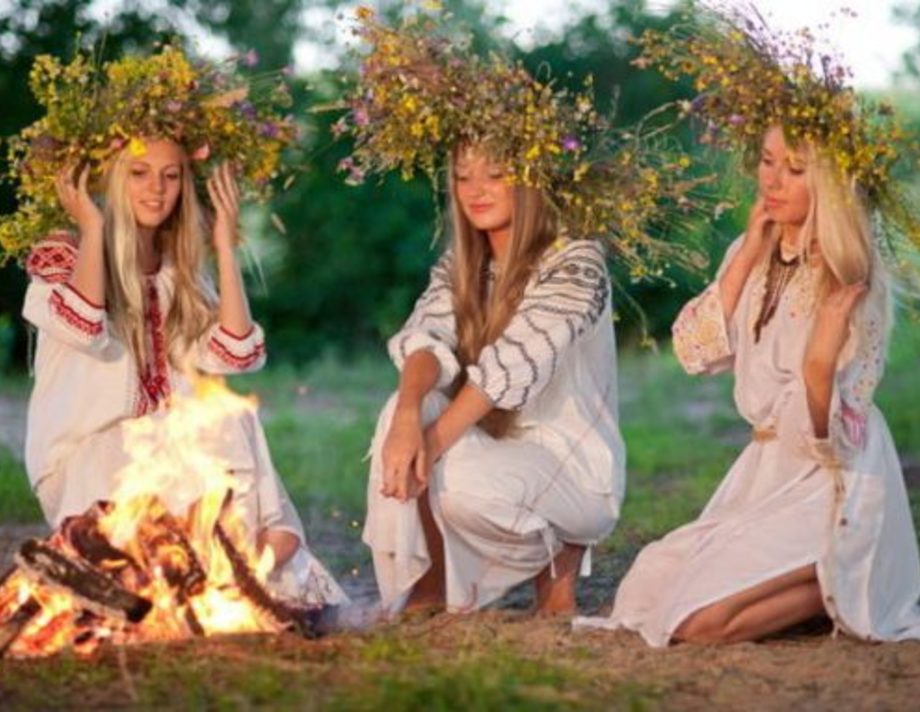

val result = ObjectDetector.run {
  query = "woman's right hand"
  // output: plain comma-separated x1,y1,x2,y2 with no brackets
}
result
55,165,104,236
739,195,772,261
381,405,428,502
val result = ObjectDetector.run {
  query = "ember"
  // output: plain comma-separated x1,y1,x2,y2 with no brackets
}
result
0,379,327,658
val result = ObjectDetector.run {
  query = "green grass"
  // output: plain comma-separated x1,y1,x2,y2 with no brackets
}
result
0,628,662,711
0,329,917,708
0,444,40,522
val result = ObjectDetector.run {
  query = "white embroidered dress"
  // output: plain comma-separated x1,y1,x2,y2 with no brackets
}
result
22,233,347,605
364,239,626,613
574,238,920,645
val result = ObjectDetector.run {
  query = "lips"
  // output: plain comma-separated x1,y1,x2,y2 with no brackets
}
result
764,197,785,209
468,203,493,213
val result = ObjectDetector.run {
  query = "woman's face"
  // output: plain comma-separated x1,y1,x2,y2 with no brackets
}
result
757,126,811,227
453,147,514,235
126,138,184,230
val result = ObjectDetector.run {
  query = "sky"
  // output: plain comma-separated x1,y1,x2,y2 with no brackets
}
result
501,0,916,88
50,0,920,89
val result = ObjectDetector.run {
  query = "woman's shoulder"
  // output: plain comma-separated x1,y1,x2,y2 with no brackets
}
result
538,237,607,276
25,230,80,283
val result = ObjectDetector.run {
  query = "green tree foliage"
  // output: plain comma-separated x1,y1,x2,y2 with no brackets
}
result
0,0,753,370
0,0,188,368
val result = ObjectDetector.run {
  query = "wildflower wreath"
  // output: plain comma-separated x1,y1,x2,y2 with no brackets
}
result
332,5,712,282
633,2,920,259
0,43,297,261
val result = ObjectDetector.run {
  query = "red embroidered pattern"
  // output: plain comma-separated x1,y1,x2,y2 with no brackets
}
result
26,239,78,283
208,332,265,370
134,279,172,416
49,290,103,336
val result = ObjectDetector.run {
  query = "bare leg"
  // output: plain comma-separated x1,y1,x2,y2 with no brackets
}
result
673,564,826,644
533,543,585,615
405,493,446,611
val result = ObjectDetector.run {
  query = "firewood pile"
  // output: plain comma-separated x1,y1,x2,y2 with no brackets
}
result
0,496,324,658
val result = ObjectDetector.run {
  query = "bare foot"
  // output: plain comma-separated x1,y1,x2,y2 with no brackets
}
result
404,572,445,614
533,543,585,615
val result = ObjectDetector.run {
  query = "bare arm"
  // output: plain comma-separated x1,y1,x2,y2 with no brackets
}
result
803,283,867,438
718,196,771,322
382,349,441,501
208,162,253,336
423,384,493,467
57,166,106,305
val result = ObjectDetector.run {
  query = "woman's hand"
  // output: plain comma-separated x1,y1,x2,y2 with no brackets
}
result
739,195,772,262
381,405,429,502
55,165,103,236
207,161,240,254
719,196,772,321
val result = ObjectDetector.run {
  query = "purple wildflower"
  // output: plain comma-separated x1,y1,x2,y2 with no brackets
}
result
561,135,581,153
238,101,258,120
241,49,259,68
353,105,369,127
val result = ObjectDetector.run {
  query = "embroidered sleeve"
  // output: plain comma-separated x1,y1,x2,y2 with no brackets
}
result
22,233,110,353
387,251,460,390
671,237,745,376
197,322,267,374
802,302,886,468
467,240,609,410
774,286,887,470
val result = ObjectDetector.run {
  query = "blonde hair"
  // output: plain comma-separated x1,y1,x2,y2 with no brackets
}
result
102,147,216,371
772,137,893,358
447,152,558,437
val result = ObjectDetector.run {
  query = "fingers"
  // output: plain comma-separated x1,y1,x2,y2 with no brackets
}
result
55,166,79,212
206,173,222,213
77,165,90,195
208,162,240,215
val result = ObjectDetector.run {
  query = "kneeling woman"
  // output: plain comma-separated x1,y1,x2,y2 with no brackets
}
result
363,145,623,614
576,11,920,644
13,48,346,606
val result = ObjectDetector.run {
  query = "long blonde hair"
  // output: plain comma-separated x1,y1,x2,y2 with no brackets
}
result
776,138,893,356
447,153,558,437
102,147,216,371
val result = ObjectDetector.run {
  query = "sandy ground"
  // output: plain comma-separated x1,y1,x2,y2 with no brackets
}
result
3,392,920,710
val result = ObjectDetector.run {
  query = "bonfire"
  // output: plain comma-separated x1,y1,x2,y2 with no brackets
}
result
0,379,324,658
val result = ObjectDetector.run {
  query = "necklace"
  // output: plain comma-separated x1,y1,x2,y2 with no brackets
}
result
753,243,800,343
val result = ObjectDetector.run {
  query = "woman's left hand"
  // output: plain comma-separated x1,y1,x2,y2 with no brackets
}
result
207,161,240,253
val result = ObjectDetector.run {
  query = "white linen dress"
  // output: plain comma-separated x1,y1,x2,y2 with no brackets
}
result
363,239,626,613
22,232,347,605
574,238,920,646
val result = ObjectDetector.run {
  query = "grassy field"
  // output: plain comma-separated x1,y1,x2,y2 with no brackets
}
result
0,325,919,709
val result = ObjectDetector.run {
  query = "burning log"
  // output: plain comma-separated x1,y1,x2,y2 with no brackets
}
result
0,597,41,656
213,522,320,639
16,539,152,624
138,509,207,598
59,505,146,588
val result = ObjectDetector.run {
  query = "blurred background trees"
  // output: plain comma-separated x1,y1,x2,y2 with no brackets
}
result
0,0,916,370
